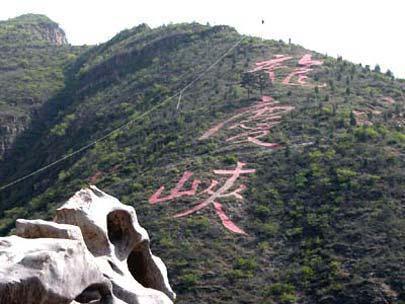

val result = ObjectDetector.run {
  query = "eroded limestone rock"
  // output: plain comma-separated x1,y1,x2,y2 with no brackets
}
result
16,218,85,242
0,235,114,304
0,186,175,304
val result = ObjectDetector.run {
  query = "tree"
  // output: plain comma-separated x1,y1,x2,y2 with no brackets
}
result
350,111,357,126
258,72,267,95
240,72,256,99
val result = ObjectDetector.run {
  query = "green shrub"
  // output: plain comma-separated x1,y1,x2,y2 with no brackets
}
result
179,273,200,289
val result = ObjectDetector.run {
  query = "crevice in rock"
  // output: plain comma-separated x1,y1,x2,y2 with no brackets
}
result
108,259,124,275
74,283,113,304
127,243,159,290
107,210,133,259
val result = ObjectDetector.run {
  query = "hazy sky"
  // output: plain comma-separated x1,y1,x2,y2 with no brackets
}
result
1,0,404,78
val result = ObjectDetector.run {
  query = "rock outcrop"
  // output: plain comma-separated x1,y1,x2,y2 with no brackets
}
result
0,14,68,45
0,186,175,304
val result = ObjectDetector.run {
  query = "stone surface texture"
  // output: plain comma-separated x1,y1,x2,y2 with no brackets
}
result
0,185,175,304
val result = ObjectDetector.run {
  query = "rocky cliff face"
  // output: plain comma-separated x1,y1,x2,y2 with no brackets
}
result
31,20,68,45
0,115,27,158
0,14,85,160
0,14,68,45
0,186,175,304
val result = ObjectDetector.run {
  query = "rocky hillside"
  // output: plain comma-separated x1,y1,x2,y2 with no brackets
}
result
0,14,87,158
0,15,404,304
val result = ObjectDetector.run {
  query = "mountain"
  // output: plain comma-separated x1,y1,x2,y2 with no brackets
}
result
0,14,68,45
0,15,404,304
0,14,87,158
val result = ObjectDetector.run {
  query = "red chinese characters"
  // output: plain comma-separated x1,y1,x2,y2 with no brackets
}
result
200,95,294,149
149,171,200,204
149,162,255,235
282,54,325,87
249,55,292,82
249,53,325,87
148,54,323,236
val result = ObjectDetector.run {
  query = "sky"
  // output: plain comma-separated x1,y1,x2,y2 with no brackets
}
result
1,0,404,78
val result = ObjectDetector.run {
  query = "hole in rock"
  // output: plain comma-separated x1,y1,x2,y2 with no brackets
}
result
74,284,102,303
75,283,113,304
107,210,133,258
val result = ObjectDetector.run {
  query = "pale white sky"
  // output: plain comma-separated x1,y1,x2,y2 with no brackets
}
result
1,0,404,78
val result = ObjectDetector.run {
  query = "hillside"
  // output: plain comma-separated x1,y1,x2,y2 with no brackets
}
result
0,14,87,158
0,15,404,304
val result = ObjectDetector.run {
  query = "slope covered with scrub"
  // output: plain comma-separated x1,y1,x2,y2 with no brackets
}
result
0,15,404,304
0,14,88,158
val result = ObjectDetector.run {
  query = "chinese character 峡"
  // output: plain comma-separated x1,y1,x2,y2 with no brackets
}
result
149,162,256,235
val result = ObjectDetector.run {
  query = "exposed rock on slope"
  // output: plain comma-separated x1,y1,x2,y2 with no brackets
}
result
0,14,68,45
0,14,84,161
0,186,175,304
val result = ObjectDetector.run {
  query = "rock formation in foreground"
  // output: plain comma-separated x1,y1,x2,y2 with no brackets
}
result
0,185,175,304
